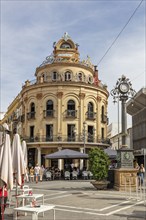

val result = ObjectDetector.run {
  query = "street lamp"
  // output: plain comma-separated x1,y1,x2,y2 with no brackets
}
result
111,75,136,148
111,75,136,170
83,121,86,153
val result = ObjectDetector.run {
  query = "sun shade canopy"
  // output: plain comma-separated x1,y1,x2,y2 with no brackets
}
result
104,148,117,159
45,149,89,159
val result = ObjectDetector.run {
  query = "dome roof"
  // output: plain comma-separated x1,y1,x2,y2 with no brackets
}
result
39,33,94,70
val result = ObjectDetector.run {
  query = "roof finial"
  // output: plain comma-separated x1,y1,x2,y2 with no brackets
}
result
62,32,71,41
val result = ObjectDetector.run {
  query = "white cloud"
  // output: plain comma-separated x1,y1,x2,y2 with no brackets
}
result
1,0,145,127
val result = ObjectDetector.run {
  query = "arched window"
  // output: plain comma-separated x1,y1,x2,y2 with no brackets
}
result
101,105,105,122
28,102,35,119
78,73,83,81
87,102,94,119
52,71,58,81
88,102,93,113
46,100,54,116
60,43,71,49
65,71,72,81
30,102,35,112
67,100,76,117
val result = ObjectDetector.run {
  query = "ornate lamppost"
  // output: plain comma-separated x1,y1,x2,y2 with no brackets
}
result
110,75,137,191
83,121,86,154
111,75,136,149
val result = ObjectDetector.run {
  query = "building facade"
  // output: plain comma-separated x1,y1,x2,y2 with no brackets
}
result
127,87,146,165
1,33,109,169
107,123,132,150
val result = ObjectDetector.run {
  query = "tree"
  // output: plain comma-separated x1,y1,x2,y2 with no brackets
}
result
88,147,110,181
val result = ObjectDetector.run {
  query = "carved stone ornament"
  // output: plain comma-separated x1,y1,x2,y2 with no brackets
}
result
79,93,85,99
36,93,43,99
97,96,101,102
56,92,63,98
24,97,28,102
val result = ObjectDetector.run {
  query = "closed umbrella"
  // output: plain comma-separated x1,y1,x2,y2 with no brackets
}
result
0,123,13,220
22,140,28,169
12,133,25,186
0,123,13,189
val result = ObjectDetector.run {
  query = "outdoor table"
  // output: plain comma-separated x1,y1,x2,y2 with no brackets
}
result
16,194,44,205
16,194,44,216
13,204,55,220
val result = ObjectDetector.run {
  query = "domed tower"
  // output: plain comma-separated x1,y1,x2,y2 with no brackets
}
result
21,33,109,169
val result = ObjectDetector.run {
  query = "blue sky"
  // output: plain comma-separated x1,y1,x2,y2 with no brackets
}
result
1,0,145,125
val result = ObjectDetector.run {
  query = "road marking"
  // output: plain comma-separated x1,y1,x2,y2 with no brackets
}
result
53,200,130,212
106,200,143,216
55,208,106,216
54,200,144,217
44,194,72,200
55,205,100,211
44,191,67,197
100,200,130,211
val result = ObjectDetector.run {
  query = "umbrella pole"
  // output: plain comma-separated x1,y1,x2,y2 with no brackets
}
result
13,177,18,220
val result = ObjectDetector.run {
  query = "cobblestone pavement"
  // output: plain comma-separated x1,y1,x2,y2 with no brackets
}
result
4,180,146,220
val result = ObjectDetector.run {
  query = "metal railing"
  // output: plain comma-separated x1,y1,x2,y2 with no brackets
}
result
65,110,77,118
23,135,110,145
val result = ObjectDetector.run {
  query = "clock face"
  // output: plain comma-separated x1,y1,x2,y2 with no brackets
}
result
124,152,130,160
119,83,129,93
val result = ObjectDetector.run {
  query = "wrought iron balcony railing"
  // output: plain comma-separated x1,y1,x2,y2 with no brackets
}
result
23,135,110,145
101,114,108,124
27,112,35,120
65,110,77,118
43,110,55,118
86,111,96,120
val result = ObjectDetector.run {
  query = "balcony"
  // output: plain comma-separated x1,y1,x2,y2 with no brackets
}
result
67,136,76,142
86,112,96,120
43,110,55,118
101,114,108,124
27,112,35,120
65,110,77,118
24,135,110,146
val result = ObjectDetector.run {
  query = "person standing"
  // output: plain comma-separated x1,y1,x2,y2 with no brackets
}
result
29,166,34,182
138,164,145,187
39,165,45,182
25,167,29,183
34,164,40,183
0,184,8,220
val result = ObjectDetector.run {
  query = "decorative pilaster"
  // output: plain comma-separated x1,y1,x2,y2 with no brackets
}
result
37,147,41,166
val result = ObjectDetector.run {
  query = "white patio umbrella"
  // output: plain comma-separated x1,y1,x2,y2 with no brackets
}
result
0,123,13,190
22,140,28,169
12,133,25,186
0,123,13,220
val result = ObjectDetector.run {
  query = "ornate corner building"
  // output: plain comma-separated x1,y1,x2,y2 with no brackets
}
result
1,33,109,169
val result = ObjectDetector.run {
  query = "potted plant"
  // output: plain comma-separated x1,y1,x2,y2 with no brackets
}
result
88,147,110,190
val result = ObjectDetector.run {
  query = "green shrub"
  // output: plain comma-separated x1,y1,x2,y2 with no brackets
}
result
88,148,110,181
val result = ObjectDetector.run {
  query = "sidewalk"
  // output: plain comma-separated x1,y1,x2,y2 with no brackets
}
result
4,180,146,220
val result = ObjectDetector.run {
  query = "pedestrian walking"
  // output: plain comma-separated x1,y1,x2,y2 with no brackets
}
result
138,164,145,187
34,164,40,183
39,165,45,182
29,166,34,182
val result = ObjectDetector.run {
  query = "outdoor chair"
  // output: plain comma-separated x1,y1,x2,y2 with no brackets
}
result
82,171,88,180
45,171,52,180
88,171,93,179
64,171,70,180
72,171,78,180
